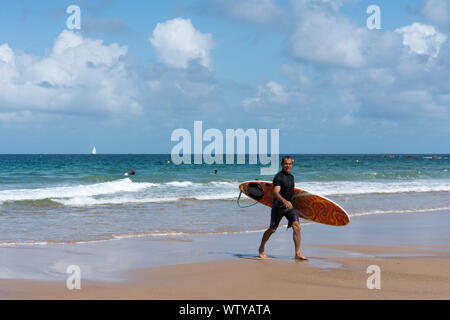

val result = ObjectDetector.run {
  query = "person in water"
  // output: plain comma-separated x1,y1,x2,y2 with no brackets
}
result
128,168,135,175
214,170,218,175
258,156,308,261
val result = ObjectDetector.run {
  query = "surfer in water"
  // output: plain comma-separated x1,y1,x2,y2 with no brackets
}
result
258,156,308,261
128,168,135,175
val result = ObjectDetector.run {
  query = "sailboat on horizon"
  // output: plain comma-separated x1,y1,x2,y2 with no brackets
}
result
92,146,97,155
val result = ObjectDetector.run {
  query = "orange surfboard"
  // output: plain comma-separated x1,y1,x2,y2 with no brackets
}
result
239,181,350,226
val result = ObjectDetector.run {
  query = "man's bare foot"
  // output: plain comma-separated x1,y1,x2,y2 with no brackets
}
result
259,247,268,259
295,253,308,261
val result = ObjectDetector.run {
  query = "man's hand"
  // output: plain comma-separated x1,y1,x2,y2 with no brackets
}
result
284,201,293,210
274,185,293,210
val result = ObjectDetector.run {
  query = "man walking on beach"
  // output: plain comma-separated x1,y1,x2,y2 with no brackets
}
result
259,156,308,260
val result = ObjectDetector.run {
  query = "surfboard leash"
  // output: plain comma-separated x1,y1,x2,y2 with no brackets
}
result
236,191,259,208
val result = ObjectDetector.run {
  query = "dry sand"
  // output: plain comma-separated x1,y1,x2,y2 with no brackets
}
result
2,244,449,300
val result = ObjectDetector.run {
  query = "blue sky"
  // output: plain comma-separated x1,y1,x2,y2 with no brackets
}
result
0,0,449,154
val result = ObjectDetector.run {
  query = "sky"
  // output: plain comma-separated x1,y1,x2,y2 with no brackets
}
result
0,0,449,154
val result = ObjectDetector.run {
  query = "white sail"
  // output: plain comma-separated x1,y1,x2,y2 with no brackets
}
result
92,146,97,154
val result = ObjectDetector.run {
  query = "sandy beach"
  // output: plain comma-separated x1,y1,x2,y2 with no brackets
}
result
1,210,450,300
2,250,450,300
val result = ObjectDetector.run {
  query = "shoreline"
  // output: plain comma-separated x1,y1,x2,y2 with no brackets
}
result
2,246,449,300
1,210,450,299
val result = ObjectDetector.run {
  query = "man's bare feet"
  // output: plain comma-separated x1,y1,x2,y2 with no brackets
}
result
259,247,268,259
295,253,308,261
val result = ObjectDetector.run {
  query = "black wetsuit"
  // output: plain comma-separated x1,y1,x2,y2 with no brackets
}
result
270,170,299,229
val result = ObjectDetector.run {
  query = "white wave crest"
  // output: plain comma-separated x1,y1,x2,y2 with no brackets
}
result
0,178,156,203
298,179,450,196
350,206,450,217
165,181,195,187
1,178,449,206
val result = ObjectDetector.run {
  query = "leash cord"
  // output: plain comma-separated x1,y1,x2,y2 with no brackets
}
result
236,191,258,208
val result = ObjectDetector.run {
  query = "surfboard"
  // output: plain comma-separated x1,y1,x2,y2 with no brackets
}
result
239,181,350,226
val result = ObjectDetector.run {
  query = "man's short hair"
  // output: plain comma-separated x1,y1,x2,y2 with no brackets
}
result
281,156,294,164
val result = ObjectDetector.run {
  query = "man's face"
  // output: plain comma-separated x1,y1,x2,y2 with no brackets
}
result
282,159,293,173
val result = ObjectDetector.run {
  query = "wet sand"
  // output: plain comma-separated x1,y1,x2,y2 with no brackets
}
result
1,248,450,300
1,210,450,299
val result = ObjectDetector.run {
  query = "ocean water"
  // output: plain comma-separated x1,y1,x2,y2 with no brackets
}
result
0,154,449,245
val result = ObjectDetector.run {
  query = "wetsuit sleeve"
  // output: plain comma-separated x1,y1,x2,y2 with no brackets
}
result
273,173,281,187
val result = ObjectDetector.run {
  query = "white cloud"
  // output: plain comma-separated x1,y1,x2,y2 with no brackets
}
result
0,43,15,65
396,23,447,59
329,64,449,122
242,81,288,107
143,64,223,115
149,18,213,69
278,1,449,126
242,81,312,113
266,81,289,103
289,1,368,68
0,30,142,121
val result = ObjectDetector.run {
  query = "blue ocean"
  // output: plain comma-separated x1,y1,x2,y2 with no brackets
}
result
0,154,449,245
